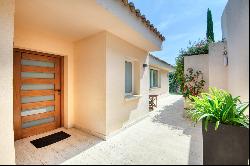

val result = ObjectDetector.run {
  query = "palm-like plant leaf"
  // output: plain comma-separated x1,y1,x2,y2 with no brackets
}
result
188,87,249,131
236,103,249,115
215,121,220,130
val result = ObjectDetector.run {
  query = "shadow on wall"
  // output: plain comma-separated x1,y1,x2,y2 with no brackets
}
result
151,98,203,165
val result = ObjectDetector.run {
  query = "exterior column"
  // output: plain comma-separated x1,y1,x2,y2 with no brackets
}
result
0,0,16,164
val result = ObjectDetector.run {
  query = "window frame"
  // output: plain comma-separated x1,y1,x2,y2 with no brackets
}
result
125,60,134,96
150,67,160,89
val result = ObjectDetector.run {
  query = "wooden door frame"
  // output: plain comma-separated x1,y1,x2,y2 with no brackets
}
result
13,48,64,140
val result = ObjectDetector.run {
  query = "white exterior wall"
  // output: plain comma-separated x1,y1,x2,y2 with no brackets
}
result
208,42,228,90
221,0,249,102
74,32,107,138
184,54,209,92
148,55,172,96
149,68,169,96
106,32,149,136
0,0,16,164
74,31,151,138
184,42,231,93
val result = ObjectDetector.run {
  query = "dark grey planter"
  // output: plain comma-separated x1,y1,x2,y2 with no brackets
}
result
203,121,249,165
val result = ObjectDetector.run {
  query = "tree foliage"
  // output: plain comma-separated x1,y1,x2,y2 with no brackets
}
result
206,8,215,42
175,52,185,93
170,39,210,95
169,72,181,94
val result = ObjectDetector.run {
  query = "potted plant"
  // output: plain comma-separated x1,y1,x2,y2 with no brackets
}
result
188,88,249,165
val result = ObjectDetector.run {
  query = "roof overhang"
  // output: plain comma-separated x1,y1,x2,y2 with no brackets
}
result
149,54,174,72
15,0,164,51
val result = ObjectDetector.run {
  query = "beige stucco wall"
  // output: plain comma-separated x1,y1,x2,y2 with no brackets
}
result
0,0,16,164
13,17,154,140
221,0,249,103
74,32,107,137
106,32,149,136
13,27,152,139
184,43,229,93
12,0,164,141
184,54,209,92
149,68,170,96
10,0,165,142
208,42,228,90
14,28,75,129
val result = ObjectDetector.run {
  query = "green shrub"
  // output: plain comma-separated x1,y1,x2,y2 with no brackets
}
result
182,39,211,56
188,88,249,131
174,39,211,94
169,71,181,94
175,53,184,92
183,68,205,100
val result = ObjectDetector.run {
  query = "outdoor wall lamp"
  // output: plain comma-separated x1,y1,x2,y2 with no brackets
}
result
223,49,228,66
143,64,148,68
222,38,228,66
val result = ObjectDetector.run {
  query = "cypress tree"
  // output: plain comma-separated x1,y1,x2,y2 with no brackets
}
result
206,8,215,42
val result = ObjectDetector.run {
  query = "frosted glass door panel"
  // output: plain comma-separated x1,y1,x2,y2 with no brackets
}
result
21,106,55,116
21,84,54,90
21,95,54,104
22,116,55,128
21,72,54,78
21,59,54,67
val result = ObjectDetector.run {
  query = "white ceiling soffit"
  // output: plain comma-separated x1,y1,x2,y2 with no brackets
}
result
15,0,163,51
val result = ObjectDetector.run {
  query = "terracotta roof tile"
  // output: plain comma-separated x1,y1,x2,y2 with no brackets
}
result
120,0,165,41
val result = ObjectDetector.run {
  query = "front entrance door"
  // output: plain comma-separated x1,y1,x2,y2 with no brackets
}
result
13,49,63,140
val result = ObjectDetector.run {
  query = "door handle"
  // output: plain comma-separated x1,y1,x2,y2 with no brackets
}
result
55,89,61,94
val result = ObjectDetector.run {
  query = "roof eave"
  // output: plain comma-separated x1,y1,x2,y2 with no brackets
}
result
120,0,166,42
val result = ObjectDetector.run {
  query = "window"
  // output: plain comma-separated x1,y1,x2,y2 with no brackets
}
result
125,61,133,95
150,69,159,88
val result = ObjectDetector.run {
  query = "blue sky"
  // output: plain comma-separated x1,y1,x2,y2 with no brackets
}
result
131,0,228,65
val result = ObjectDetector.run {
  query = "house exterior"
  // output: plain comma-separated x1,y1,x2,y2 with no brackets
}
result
0,0,166,164
149,54,174,96
184,0,249,111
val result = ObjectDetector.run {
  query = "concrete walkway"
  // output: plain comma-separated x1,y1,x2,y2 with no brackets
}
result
15,95,202,165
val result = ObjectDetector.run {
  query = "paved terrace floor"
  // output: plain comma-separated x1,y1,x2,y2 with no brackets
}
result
15,95,203,165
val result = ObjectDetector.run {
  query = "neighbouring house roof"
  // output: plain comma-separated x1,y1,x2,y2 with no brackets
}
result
149,54,174,71
120,0,165,41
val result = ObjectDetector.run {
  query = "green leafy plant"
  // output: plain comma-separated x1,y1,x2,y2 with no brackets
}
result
182,39,211,56
174,53,184,92
188,88,249,131
173,39,211,94
183,68,205,101
169,71,181,94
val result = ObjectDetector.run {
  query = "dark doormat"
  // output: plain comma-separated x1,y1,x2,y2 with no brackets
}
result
30,131,71,148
